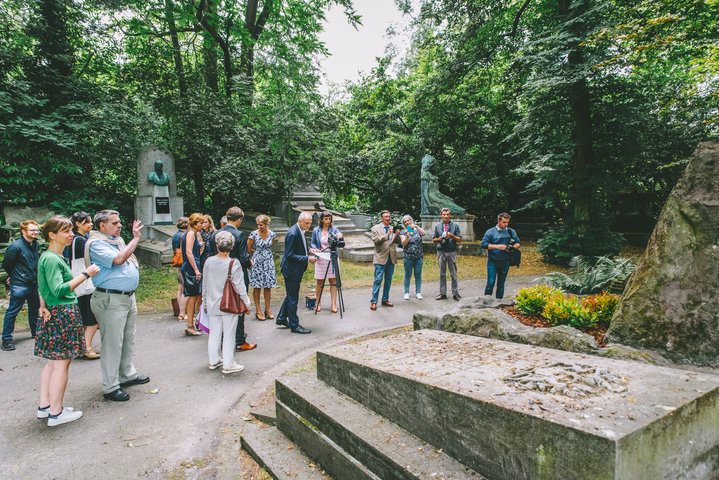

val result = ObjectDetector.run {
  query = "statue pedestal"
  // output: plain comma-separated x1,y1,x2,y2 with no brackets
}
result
421,214,476,243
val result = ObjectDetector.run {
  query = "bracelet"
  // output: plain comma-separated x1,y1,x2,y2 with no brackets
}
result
82,271,90,279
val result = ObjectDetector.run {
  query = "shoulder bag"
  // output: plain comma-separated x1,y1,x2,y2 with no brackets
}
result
508,228,521,267
220,259,249,314
70,237,95,296
172,233,185,267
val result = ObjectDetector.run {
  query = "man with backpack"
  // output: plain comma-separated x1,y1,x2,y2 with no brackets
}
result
480,212,521,299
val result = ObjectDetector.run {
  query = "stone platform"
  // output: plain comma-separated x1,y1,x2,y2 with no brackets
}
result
317,330,719,479
243,329,719,479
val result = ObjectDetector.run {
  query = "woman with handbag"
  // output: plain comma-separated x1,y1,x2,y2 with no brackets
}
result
37,215,100,425
63,211,100,359
171,217,189,322
181,213,204,336
201,231,251,374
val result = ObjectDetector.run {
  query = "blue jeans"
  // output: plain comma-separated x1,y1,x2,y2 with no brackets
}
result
485,258,510,299
403,257,423,294
2,283,39,342
371,259,395,304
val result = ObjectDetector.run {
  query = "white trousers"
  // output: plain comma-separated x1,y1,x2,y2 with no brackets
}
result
207,312,239,368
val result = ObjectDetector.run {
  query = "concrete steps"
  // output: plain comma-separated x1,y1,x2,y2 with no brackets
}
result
276,372,483,480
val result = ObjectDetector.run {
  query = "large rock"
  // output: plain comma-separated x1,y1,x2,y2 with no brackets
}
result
607,141,719,366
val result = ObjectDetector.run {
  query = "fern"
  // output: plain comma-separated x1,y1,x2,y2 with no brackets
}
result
538,256,635,294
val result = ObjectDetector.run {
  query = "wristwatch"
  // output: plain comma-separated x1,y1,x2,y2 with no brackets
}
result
82,271,91,279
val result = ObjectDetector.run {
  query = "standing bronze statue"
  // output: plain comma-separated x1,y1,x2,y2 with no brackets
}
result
420,154,466,216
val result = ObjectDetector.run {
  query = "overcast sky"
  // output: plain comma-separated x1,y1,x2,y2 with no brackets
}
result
317,1,413,94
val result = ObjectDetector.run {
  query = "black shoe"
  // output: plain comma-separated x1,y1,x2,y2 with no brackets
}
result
435,294,447,300
453,294,462,300
275,319,290,328
291,325,311,334
120,375,150,388
103,388,130,401
1,342,15,351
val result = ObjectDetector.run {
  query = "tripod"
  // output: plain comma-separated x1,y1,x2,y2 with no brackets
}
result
315,248,345,318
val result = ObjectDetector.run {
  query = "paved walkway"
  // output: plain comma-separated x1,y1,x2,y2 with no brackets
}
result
0,277,535,479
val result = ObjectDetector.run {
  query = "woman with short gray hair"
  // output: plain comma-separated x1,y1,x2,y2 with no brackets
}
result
201,230,251,374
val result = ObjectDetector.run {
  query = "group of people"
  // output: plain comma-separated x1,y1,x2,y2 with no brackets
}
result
1,205,520,427
2,210,149,426
369,209,520,309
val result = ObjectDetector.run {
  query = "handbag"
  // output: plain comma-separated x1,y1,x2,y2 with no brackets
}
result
197,306,210,333
220,259,249,314
508,228,521,267
70,237,95,296
172,233,185,267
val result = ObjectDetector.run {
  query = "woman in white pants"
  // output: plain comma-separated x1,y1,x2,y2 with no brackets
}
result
201,231,251,374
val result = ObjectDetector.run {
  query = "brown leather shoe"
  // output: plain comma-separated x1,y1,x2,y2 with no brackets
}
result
236,342,257,352
370,303,377,310
435,294,447,300
381,301,393,307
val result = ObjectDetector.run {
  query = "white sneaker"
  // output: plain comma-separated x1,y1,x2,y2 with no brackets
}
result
208,360,223,370
222,363,245,374
37,406,73,419
47,407,83,426
403,293,410,300
416,293,423,300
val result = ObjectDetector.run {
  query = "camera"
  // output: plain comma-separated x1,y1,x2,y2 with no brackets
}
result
328,232,345,250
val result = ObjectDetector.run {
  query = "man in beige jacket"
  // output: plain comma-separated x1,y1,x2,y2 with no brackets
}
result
370,210,402,310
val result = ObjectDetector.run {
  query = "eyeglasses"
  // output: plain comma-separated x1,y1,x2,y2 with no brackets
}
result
27,229,39,233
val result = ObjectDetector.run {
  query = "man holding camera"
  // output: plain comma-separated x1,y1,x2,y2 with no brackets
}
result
433,208,462,300
370,210,401,310
481,212,521,299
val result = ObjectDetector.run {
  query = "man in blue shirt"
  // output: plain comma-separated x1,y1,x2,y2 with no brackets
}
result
1,220,40,350
87,210,149,402
480,212,520,299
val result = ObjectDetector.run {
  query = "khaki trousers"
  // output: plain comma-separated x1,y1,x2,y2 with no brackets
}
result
91,290,138,393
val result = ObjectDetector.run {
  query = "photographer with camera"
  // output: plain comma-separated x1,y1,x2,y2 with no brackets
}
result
400,215,426,300
432,208,463,300
310,212,344,313
370,210,402,310
480,212,521,299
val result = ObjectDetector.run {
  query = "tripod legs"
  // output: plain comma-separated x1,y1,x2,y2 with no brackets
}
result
315,252,345,318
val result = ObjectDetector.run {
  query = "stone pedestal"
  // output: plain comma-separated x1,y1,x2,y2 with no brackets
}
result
134,146,184,241
420,214,476,242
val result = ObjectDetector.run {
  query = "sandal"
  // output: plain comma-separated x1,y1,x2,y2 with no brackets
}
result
178,314,187,322
255,312,266,321
185,327,202,336
331,306,338,313
84,348,101,359
315,304,321,313
264,311,275,320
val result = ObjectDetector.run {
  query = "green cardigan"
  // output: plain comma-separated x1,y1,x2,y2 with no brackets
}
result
38,251,77,306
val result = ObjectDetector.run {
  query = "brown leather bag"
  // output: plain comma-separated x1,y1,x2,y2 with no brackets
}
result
172,232,186,267
220,259,249,314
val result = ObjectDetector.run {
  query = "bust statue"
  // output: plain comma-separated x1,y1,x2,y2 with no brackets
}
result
420,154,467,216
148,160,171,186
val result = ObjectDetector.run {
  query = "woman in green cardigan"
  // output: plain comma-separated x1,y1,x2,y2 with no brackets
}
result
36,216,99,427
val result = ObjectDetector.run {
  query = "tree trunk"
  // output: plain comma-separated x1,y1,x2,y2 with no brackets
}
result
240,0,272,106
560,0,593,232
31,0,75,105
202,0,219,93
164,0,187,97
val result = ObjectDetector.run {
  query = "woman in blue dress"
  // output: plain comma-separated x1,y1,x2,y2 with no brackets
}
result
248,214,277,320
181,213,204,336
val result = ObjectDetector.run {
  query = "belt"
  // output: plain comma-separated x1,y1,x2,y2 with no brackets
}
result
95,287,135,296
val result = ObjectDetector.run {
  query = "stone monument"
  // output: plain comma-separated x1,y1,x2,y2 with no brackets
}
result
134,146,184,239
419,154,476,241
607,141,719,366
133,147,184,267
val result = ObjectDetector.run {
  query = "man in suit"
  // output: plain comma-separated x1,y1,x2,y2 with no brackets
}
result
369,210,402,310
276,212,316,334
208,206,256,351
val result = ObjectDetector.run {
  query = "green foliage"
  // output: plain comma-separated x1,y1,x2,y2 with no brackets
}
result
364,210,406,230
537,219,625,265
542,295,596,329
580,292,619,326
538,255,636,293
515,284,563,316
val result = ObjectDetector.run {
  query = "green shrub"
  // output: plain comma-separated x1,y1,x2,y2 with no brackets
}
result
365,211,406,229
537,219,624,265
515,285,563,315
581,292,620,326
538,255,636,294
542,295,596,329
